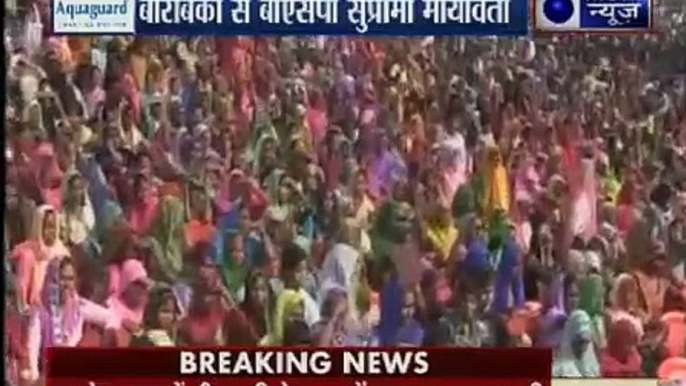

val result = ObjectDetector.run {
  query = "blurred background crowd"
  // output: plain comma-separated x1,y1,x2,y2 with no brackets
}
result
4,0,686,384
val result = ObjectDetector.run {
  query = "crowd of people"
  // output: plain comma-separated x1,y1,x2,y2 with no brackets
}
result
4,0,686,384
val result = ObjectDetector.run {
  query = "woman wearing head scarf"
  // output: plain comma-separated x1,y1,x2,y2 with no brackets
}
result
78,154,120,235
130,285,180,347
319,219,362,313
600,318,643,377
105,259,153,347
658,357,686,383
12,205,71,308
219,231,249,303
452,178,480,229
305,88,329,149
60,172,96,249
24,259,118,382
31,143,65,210
251,134,280,183
148,195,187,283
608,273,646,338
552,310,601,378
615,178,641,239
631,239,684,322
366,130,407,200
482,145,510,219
460,217,490,278
568,158,598,243
370,200,412,272
5,260,27,386
579,266,607,350
536,272,567,348
185,185,216,248
424,207,458,263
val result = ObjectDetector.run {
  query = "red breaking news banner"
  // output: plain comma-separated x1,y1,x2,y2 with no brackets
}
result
46,348,552,386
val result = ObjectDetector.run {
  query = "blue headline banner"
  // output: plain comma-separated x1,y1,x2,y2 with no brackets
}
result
52,0,530,36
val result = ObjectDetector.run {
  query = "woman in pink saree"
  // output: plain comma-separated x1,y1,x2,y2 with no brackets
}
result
32,143,65,210
306,88,329,149
105,259,153,347
568,158,598,242
11,205,71,308
24,259,118,383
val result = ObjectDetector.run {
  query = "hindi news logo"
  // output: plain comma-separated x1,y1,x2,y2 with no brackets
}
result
534,0,651,32
52,0,135,34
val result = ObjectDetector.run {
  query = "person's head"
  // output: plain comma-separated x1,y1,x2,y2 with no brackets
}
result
119,259,152,310
230,233,245,265
650,183,673,210
136,152,153,177
189,186,210,222
564,274,580,313
401,289,417,322
283,319,312,347
65,173,87,208
607,319,639,361
58,258,77,303
39,206,59,246
120,100,134,130
237,206,251,234
196,253,222,292
143,286,180,333
645,239,667,274
468,216,486,241
132,173,151,202
228,171,248,201
565,311,594,360
244,271,270,309
281,241,308,289
260,137,278,169
352,170,368,196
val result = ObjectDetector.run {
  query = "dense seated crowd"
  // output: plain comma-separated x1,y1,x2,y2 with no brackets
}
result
4,0,686,384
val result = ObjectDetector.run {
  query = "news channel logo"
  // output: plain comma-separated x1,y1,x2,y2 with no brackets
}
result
52,0,135,34
534,0,651,32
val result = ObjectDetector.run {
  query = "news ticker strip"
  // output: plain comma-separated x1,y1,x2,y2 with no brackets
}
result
554,381,658,386
44,378,663,386
51,0,651,36
46,348,551,379
49,379,549,386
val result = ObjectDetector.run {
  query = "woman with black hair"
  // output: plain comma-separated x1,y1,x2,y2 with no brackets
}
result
131,285,180,347
240,271,273,346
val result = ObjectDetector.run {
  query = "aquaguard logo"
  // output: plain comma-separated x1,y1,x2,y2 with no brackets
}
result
52,0,135,34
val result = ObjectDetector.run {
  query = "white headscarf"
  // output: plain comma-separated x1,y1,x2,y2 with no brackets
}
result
552,310,600,378
34,205,70,261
